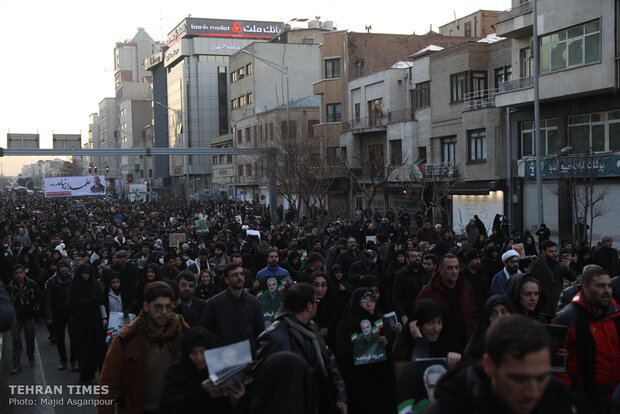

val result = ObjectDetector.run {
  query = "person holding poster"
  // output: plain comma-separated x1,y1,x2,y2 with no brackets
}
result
336,288,393,414
258,277,285,327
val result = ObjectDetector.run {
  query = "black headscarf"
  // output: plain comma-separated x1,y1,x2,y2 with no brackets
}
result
505,273,546,322
463,294,516,360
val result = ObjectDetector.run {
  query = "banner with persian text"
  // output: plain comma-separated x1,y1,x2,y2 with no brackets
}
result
44,176,106,198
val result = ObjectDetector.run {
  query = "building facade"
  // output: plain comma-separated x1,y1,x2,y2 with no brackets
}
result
496,0,620,243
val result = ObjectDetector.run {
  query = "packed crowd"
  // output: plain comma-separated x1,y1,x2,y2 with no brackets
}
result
0,193,619,414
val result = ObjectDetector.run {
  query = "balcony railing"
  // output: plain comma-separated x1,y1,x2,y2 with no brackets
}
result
422,163,460,179
464,88,497,111
342,108,415,131
234,175,259,185
498,77,533,93
497,1,532,23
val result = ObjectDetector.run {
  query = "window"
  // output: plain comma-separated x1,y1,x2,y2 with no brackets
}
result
289,120,297,139
441,136,457,163
246,164,252,176
494,66,512,89
238,164,244,176
418,146,427,162
236,130,242,144
231,99,238,110
245,127,251,142
121,122,127,130
239,95,246,107
325,58,341,79
367,143,385,177
521,48,533,78
246,92,253,105
231,72,238,83
326,103,342,122
368,98,383,126
213,156,219,165
412,81,430,109
451,72,467,102
280,121,287,138
541,20,600,73
354,103,361,121
468,129,487,161
269,123,274,140
219,155,226,164
120,109,127,117
569,110,620,153
246,63,252,75
450,71,487,102
520,119,559,157
238,67,245,78
390,140,402,164
326,147,346,163
464,22,472,37
307,120,318,138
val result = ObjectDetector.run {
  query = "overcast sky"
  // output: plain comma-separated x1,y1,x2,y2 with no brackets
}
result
0,0,510,175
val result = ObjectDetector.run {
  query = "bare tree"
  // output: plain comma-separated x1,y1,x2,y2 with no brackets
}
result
396,163,459,223
546,149,611,244
339,145,407,212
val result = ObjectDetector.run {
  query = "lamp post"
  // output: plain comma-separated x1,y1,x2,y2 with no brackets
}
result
154,101,190,205
533,0,544,226
240,50,287,218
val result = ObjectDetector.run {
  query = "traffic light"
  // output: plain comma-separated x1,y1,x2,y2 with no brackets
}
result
94,166,98,173
88,165,92,174
105,165,109,175
146,183,151,192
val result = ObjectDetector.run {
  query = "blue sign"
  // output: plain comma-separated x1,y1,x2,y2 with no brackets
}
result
524,155,620,178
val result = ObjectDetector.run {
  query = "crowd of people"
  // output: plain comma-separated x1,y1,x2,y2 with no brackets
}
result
0,192,619,414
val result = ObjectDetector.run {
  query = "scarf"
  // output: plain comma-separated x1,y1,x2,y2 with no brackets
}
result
135,310,186,354
283,315,328,378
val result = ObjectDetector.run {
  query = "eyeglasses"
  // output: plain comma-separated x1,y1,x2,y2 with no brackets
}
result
152,304,174,313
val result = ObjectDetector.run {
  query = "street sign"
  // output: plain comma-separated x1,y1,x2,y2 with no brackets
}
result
126,173,133,183
53,134,82,150
7,133,39,149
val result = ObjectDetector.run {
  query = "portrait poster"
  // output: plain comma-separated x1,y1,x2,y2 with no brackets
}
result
512,243,526,259
254,273,290,292
105,311,136,344
204,339,253,386
257,277,286,324
169,233,186,249
351,318,386,366
395,358,448,414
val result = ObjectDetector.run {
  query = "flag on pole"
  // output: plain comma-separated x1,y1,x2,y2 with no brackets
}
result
397,399,414,414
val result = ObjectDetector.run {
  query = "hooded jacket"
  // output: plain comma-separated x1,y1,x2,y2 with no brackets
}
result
552,291,620,412
421,361,575,414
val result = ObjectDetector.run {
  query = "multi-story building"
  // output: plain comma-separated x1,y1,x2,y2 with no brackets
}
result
160,18,286,197
145,48,170,186
233,96,320,208
95,97,117,176
427,36,511,232
313,31,480,217
438,10,500,38
496,0,620,242
87,113,101,172
229,41,322,125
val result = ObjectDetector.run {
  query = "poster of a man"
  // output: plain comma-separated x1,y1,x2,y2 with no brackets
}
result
352,319,387,366
394,358,449,414
90,176,105,193
259,277,285,327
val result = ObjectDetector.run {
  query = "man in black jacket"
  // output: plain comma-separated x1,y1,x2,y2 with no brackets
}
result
174,271,205,327
45,259,77,371
592,234,618,277
422,315,575,414
8,264,41,373
392,249,430,325
256,283,348,414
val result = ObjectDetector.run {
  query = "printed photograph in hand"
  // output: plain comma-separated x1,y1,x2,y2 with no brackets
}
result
352,319,386,366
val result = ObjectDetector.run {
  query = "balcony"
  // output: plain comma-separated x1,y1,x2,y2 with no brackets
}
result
342,108,415,132
422,163,460,180
495,77,534,107
464,88,497,111
496,1,533,38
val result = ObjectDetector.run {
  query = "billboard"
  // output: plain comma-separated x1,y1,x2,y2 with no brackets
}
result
7,133,39,149
167,18,284,45
53,134,81,150
44,176,106,198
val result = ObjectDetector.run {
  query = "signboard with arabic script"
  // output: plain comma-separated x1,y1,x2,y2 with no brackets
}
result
524,155,620,179
44,176,106,198
167,18,284,44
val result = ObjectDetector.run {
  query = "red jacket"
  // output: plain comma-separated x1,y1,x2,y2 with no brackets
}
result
552,292,620,397
417,274,477,342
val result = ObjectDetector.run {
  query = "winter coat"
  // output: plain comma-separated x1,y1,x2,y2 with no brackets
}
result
528,257,577,319
552,292,620,413
422,362,575,414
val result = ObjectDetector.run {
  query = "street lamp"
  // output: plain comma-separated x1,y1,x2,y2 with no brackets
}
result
154,101,190,205
240,49,287,217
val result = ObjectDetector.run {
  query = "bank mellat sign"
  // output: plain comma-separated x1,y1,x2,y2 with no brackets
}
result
167,18,285,45
524,155,620,178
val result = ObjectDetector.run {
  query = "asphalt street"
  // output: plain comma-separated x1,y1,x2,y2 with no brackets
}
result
1,320,101,414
